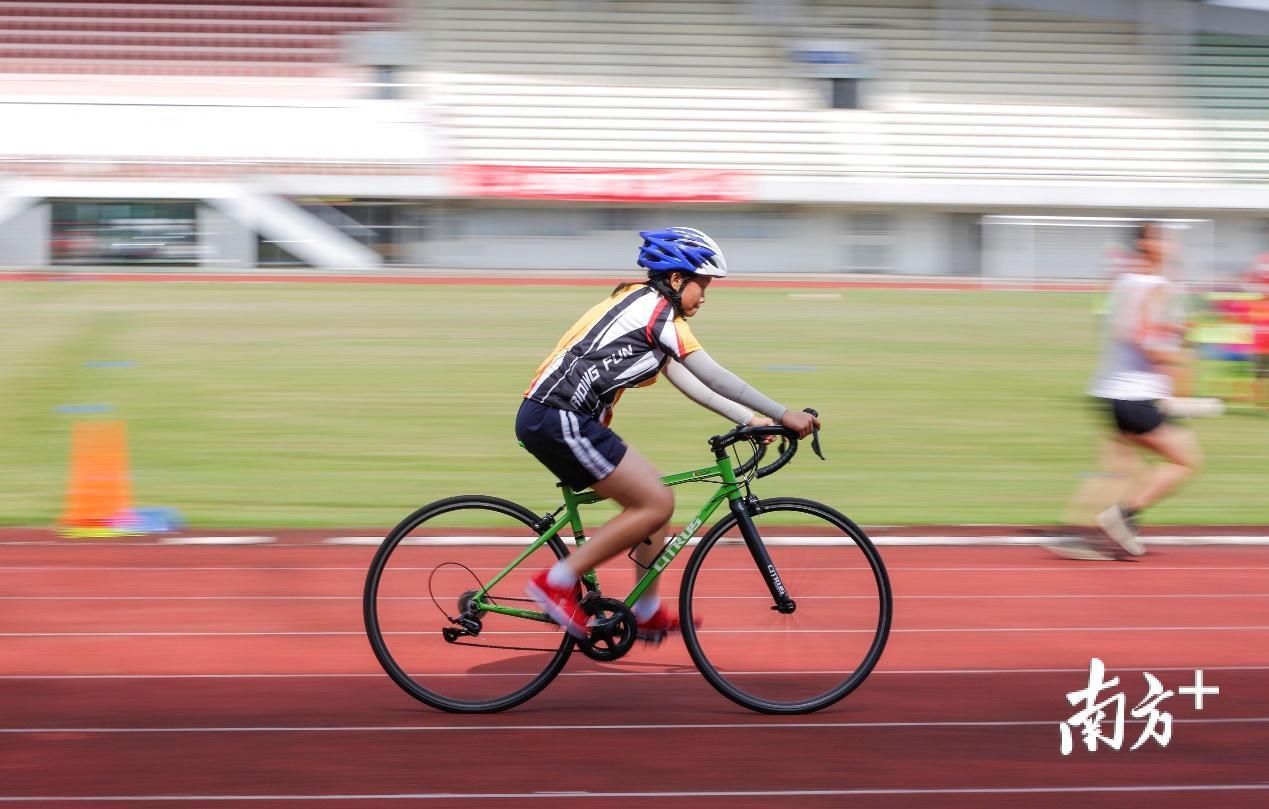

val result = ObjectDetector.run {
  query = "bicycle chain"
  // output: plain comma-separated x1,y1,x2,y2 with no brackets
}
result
446,595,568,653
448,638,568,653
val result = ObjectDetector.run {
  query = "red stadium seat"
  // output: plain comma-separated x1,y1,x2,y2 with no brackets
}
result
0,1,393,76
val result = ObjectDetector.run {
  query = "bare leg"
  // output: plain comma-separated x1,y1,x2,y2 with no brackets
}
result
1121,424,1203,513
1063,435,1146,525
562,448,674,577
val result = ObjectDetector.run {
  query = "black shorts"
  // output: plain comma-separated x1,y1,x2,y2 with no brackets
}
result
515,398,628,491
1101,398,1167,435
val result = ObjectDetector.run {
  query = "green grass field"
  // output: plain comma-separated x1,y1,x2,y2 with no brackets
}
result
2,280,1265,528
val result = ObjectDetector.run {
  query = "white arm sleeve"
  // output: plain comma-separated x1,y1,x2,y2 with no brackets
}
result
663,359,754,425
680,350,788,422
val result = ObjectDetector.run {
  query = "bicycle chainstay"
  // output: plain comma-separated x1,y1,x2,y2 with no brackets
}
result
448,638,564,653
445,595,623,655
446,595,565,653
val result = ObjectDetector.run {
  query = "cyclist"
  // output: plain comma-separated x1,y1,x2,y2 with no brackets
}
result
516,227,819,640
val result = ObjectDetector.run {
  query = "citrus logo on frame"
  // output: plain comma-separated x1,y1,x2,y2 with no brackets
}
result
768,564,787,597
652,518,703,572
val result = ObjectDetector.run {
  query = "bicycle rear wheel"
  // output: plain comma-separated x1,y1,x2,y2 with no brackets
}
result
364,495,573,713
680,497,891,714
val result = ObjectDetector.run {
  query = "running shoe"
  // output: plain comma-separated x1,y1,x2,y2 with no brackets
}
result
525,570,588,639
1046,538,1120,562
1097,505,1145,557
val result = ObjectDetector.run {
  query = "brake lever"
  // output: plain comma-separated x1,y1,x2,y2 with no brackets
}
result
804,407,825,461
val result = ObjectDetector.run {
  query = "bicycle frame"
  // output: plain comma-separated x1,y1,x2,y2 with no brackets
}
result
469,450,759,623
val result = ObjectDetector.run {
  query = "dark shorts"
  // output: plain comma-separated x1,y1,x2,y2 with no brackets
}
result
515,398,628,491
1101,398,1167,435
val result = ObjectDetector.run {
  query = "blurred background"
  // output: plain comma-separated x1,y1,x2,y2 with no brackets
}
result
2,0,1268,529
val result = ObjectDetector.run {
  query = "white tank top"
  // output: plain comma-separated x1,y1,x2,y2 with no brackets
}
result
1087,272,1177,401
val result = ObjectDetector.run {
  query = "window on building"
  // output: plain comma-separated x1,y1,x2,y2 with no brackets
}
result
259,200,431,267
50,200,199,266
844,212,895,272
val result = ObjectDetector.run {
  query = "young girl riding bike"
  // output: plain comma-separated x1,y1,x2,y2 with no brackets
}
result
516,227,820,640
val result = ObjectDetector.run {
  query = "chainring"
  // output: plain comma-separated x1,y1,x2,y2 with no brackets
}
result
576,596,637,662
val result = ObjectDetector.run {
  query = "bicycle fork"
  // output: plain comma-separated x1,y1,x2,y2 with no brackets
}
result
730,497,796,614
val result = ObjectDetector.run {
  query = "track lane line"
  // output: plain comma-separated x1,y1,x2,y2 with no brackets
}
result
3,665,1268,679
7,593,1269,601
6,625,1269,637
3,717,1269,734
10,566,1269,574
2,784,1269,802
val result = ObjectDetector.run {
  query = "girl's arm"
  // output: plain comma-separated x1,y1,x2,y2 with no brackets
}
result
677,350,788,422
662,359,754,425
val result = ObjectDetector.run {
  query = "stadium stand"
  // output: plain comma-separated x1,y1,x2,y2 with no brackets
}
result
1188,32,1269,118
424,0,840,172
426,0,1231,181
807,1,1218,181
5,0,1264,182
0,1,393,76
1,0,1267,273
1185,32,1269,182
0,1,421,269
0,0,427,177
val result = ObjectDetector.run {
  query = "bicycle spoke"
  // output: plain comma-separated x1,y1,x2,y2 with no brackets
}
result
681,498,892,713
365,496,574,713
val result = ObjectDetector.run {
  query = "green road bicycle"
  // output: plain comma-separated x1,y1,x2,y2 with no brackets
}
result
364,412,892,714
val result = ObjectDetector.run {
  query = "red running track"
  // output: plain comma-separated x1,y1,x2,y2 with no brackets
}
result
1,541,1267,808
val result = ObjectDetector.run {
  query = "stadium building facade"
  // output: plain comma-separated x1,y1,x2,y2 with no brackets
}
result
1,0,1268,280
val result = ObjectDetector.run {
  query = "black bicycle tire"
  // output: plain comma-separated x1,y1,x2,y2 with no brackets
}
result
363,494,573,713
679,497,892,714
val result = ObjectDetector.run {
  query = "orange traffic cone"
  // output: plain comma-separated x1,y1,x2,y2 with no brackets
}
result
58,420,136,537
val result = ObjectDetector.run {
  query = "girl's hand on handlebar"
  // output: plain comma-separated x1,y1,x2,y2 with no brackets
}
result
780,409,820,439
746,415,777,444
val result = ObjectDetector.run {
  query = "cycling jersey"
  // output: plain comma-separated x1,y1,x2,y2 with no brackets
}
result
525,285,701,424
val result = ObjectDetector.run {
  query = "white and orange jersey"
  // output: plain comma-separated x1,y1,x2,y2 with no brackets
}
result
525,285,702,424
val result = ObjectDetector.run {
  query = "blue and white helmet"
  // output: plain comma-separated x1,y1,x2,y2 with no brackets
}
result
637,227,728,278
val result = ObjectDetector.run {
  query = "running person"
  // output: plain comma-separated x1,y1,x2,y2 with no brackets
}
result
516,227,819,639
1052,221,1203,561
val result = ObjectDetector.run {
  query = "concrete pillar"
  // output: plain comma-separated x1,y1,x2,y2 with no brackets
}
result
0,200,48,267
198,204,255,270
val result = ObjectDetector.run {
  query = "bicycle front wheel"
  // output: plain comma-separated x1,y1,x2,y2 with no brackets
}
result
364,495,573,713
680,497,892,714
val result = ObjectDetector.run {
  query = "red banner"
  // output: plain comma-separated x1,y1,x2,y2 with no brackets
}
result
450,165,752,203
